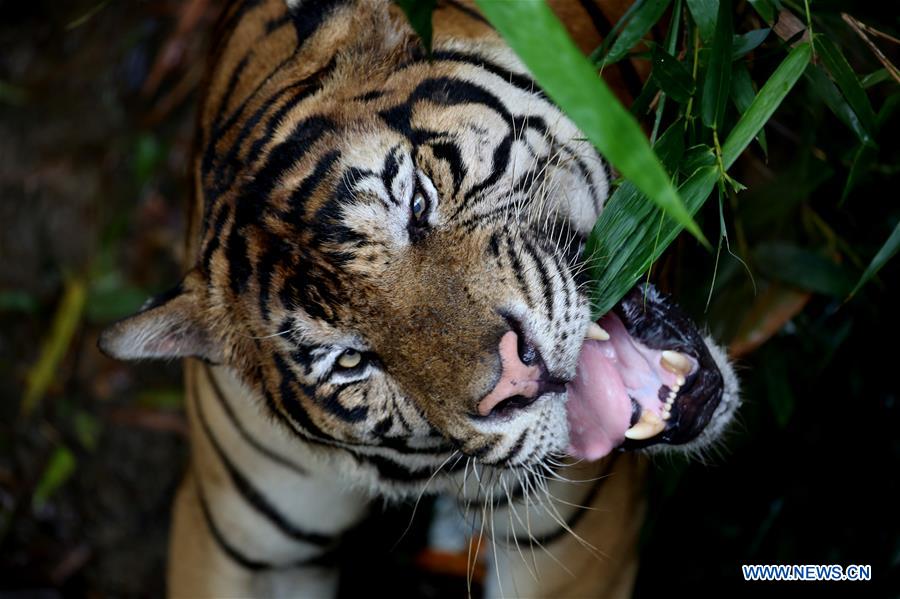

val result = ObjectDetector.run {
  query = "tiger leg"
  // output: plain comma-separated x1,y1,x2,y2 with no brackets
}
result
483,454,648,599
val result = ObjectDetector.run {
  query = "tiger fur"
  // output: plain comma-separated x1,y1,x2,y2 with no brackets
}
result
99,1,740,597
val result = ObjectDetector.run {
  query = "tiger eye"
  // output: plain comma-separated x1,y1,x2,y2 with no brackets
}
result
337,350,362,369
411,193,427,221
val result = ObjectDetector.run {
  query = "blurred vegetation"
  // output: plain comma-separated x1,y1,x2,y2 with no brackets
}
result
1,0,898,596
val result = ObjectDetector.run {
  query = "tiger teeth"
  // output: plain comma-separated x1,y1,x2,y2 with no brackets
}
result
624,409,666,440
585,322,610,341
661,350,692,376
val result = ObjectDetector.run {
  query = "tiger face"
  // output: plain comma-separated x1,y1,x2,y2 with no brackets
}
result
99,0,738,486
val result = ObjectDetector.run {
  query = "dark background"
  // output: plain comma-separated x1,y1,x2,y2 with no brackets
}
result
1,0,897,597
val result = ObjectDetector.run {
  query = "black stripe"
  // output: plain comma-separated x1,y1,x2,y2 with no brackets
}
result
496,429,528,464
287,0,351,43
195,473,340,571
429,50,545,102
428,141,465,197
193,381,335,547
505,235,535,305
195,475,274,571
269,353,339,445
522,237,556,322
203,365,308,476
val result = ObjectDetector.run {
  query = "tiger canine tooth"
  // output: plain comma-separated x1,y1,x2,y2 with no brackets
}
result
586,322,610,341
624,410,666,440
661,350,692,375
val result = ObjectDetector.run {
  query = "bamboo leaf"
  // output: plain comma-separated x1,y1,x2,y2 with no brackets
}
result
731,62,767,156
588,165,720,317
842,95,900,203
475,0,706,244
651,45,695,103
686,0,718,43
722,43,812,168
598,0,672,67
850,221,900,297
732,28,770,60
701,0,733,130
860,69,890,89
747,0,775,24
805,63,874,146
814,34,878,134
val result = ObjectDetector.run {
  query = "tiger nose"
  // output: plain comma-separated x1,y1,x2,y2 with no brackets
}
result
477,330,549,417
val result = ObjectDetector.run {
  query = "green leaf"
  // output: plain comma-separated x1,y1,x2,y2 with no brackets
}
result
396,0,436,53
651,45,695,103
588,44,813,315
722,43,812,168
732,28,770,60
754,242,854,297
630,77,660,118
814,35,878,134
32,446,77,510
22,277,87,416
700,0,733,131
73,411,101,451
597,0,672,67
731,62,767,156
842,94,900,203
747,0,775,24
0,290,39,314
850,221,900,297
686,0,718,43
680,143,716,177
475,0,706,244
804,63,874,146
860,69,890,89
588,165,720,316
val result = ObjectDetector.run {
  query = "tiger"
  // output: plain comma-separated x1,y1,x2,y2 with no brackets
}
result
98,0,741,597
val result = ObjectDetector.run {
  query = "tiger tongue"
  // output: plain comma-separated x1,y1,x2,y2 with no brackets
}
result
565,313,676,460
565,334,632,460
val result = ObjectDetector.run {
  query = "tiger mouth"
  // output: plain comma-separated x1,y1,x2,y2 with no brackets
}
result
566,283,725,460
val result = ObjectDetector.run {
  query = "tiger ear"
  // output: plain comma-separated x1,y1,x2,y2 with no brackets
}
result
98,270,221,363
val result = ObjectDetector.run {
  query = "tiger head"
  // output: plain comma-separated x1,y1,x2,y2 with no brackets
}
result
100,0,739,485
